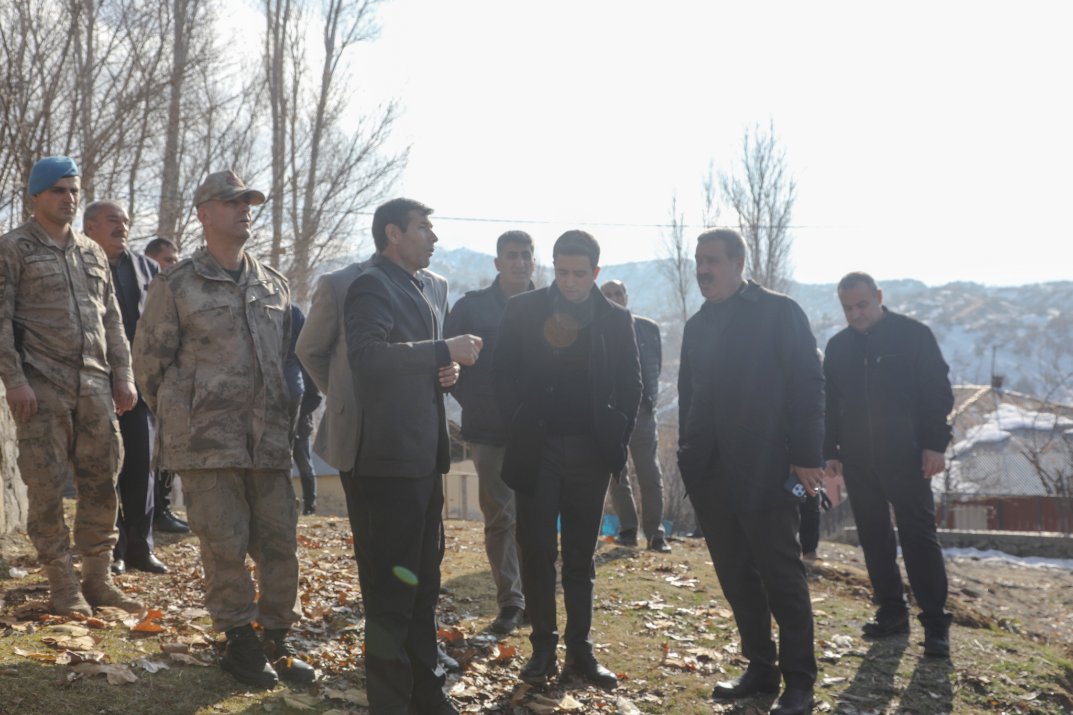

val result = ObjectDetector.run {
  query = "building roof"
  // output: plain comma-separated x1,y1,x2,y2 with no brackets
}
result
937,386,1073,497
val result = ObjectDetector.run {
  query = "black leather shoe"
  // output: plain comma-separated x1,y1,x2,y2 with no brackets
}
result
126,553,169,574
614,529,638,547
110,558,126,575
490,606,526,635
770,686,813,715
923,628,950,658
154,509,190,534
519,648,558,686
302,503,316,516
862,610,910,638
711,668,780,699
221,624,278,688
921,613,951,658
648,535,672,553
562,652,617,689
410,697,460,715
263,628,316,683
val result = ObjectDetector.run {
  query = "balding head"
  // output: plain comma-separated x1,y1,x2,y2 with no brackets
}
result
600,279,628,307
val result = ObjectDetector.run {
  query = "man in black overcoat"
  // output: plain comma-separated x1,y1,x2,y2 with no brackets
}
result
678,229,825,715
494,230,641,690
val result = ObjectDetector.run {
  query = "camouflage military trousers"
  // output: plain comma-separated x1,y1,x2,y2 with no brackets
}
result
15,374,122,563
182,469,301,632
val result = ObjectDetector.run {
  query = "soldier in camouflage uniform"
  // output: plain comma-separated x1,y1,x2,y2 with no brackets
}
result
132,170,312,689
0,156,143,617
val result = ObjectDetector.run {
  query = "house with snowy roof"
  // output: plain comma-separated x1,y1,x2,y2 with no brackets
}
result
936,385,1073,533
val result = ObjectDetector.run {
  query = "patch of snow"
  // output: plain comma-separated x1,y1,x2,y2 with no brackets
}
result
943,546,1073,572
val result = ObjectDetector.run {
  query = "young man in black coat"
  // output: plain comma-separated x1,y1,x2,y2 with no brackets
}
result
823,271,954,658
678,229,825,715
494,230,641,690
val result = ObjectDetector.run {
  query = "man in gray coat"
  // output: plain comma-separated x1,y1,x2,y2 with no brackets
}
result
599,280,671,553
298,261,449,478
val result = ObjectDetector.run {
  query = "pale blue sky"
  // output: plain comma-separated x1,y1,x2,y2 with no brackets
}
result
278,0,1073,285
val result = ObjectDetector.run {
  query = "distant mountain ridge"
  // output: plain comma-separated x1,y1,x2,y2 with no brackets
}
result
423,246,1073,401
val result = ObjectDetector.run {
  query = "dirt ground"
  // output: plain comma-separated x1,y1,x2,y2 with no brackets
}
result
813,539,1073,656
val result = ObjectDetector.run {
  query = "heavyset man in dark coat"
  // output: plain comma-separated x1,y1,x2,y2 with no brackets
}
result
494,230,641,690
678,229,825,715
82,200,168,575
823,271,954,658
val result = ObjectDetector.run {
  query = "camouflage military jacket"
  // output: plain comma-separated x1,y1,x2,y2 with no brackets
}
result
0,219,132,396
132,245,292,471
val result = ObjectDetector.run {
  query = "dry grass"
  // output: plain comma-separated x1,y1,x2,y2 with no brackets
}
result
1,509,1072,714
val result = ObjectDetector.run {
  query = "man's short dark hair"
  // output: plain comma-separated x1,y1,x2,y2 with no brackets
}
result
697,228,746,260
145,237,178,257
372,198,433,252
837,271,879,294
552,230,599,269
496,230,533,256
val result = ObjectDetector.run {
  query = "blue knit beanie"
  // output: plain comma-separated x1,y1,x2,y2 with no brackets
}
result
28,156,80,196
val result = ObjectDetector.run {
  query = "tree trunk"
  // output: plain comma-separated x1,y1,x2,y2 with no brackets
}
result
0,384,28,536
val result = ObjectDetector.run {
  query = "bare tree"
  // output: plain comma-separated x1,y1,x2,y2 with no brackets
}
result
657,193,693,326
1017,374,1073,534
701,159,718,229
261,0,405,304
720,120,796,293
0,1,79,223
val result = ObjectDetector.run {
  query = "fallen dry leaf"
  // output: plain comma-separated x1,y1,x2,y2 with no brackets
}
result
168,652,213,666
131,610,166,634
493,642,517,662
71,663,138,685
281,693,321,710
437,625,465,643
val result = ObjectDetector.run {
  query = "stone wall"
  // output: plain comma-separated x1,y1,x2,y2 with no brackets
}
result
0,384,28,536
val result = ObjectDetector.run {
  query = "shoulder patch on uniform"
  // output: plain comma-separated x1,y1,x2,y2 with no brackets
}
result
260,262,288,282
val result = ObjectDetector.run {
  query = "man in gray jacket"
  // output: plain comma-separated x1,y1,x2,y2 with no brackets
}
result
600,280,671,553
444,230,535,636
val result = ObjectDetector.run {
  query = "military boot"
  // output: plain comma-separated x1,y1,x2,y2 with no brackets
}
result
45,555,92,617
81,553,144,613
263,628,316,684
221,624,278,688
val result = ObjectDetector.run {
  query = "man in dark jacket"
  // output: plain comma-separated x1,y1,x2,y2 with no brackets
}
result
444,230,535,636
823,271,954,658
678,229,824,715
83,200,168,575
600,280,670,552
494,230,641,690
344,197,482,715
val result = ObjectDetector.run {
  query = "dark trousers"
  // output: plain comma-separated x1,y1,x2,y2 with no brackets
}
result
292,410,316,507
687,477,817,689
516,434,611,656
344,471,445,715
114,400,154,561
843,463,948,625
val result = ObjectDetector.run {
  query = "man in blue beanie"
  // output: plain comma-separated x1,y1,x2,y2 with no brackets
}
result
0,156,142,616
